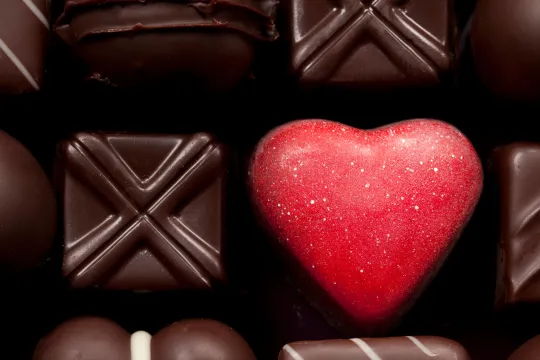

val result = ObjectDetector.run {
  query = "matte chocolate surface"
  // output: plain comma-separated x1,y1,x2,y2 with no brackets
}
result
0,0,49,93
493,143,540,306
471,0,540,101
0,130,56,275
55,1,277,90
285,0,454,90
57,133,228,290
33,317,256,360
279,336,470,360
508,335,540,360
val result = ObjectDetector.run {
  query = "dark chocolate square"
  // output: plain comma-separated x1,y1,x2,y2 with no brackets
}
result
58,133,228,291
494,143,540,306
286,0,454,89
0,0,48,93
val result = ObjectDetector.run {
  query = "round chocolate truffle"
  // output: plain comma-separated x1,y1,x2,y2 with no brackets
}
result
471,0,540,100
33,317,131,360
152,319,256,360
509,335,540,360
0,131,56,276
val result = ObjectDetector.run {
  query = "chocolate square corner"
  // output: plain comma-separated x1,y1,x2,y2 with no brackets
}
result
286,0,454,89
57,132,228,291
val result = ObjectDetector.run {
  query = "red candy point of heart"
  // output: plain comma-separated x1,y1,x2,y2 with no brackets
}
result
249,119,483,332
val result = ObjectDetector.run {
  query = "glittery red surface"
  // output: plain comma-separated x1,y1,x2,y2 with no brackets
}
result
249,119,483,330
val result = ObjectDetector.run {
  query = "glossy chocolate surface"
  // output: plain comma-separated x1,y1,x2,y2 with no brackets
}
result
55,1,277,90
57,132,228,290
471,0,540,101
494,143,540,306
508,335,540,360
0,0,48,93
33,317,256,360
0,131,56,275
285,0,454,90
279,336,470,360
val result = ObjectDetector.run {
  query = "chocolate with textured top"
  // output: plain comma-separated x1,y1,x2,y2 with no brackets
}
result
284,0,454,90
0,131,56,276
33,318,256,360
55,0,277,90
493,143,540,306
471,0,540,101
57,132,228,291
279,337,470,360
0,0,49,93
508,335,540,360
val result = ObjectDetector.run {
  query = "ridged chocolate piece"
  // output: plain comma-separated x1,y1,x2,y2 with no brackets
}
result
56,2,276,44
57,133,228,291
33,318,256,360
279,337,470,360
61,0,278,21
0,0,49,93
285,0,454,90
508,335,540,360
494,143,540,306
54,1,276,90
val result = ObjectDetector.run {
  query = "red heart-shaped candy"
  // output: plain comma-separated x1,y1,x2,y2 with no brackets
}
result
249,119,482,333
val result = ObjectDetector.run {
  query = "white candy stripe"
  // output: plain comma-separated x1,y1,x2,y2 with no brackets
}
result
0,37,39,90
131,331,152,360
406,336,437,357
350,339,382,360
19,0,49,28
283,345,304,360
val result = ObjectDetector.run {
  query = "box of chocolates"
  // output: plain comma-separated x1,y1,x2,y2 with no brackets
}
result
1,0,540,359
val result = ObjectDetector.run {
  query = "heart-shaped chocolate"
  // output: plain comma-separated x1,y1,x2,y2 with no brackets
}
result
249,119,482,334
33,317,256,360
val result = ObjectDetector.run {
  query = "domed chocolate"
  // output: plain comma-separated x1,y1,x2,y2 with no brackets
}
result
471,0,540,100
33,317,131,360
152,319,256,360
0,131,56,276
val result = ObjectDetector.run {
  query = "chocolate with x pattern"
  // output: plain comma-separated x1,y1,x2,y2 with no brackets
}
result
278,336,470,360
0,0,49,93
57,133,229,291
284,0,455,90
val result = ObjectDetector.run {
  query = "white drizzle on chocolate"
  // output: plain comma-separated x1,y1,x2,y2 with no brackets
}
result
350,338,382,360
131,331,152,360
20,0,49,28
0,38,39,90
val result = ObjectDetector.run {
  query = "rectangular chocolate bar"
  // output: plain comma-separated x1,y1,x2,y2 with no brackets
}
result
57,132,228,291
0,0,48,93
285,0,454,89
279,336,470,360
494,143,540,306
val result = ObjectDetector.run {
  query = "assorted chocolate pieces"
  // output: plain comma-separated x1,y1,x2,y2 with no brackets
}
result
493,143,540,306
284,0,454,90
57,132,228,290
54,0,278,90
33,317,256,360
279,336,470,360
0,0,49,93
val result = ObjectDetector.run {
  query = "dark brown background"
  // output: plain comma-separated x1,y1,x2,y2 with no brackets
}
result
1,0,539,359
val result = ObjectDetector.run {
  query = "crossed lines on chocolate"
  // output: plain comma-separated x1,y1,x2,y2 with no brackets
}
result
64,135,223,289
294,0,449,81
